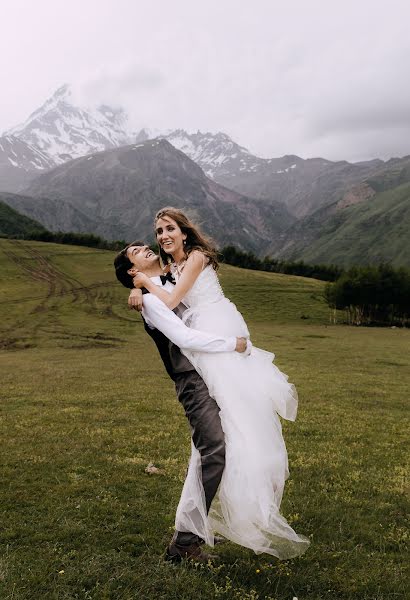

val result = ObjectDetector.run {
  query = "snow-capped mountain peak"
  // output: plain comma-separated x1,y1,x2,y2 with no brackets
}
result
135,127,255,178
0,135,54,170
135,127,173,142
4,83,268,180
2,83,305,189
4,84,134,165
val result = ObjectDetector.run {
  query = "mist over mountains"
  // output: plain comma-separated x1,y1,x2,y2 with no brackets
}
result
0,84,409,266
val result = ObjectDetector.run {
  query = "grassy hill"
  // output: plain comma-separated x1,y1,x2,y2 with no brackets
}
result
0,238,329,353
0,198,48,237
0,239,408,600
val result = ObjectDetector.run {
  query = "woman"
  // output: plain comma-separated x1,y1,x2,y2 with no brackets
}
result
132,207,310,559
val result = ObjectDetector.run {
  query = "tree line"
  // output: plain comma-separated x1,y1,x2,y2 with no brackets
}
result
324,264,409,326
219,246,409,327
7,229,127,251
219,245,343,281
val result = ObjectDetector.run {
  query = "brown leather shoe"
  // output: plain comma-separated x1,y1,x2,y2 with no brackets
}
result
165,541,214,564
199,535,227,546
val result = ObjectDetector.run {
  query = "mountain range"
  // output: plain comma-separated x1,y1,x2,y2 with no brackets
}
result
3,139,294,254
0,84,409,266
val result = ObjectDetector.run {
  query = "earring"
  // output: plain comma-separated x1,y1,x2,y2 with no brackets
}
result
183,239,186,246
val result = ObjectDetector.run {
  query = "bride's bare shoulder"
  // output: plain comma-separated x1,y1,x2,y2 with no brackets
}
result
187,249,207,268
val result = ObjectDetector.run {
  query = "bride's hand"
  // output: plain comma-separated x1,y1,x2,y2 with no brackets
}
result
128,289,143,311
132,272,150,289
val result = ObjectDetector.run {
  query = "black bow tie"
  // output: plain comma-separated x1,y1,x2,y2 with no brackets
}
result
160,272,175,285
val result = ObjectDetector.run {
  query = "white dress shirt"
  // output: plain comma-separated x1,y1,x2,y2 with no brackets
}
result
141,276,237,353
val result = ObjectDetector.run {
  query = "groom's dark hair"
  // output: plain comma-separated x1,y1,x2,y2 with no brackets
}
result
114,240,146,289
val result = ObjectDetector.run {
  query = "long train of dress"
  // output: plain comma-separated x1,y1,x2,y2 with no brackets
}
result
174,265,310,559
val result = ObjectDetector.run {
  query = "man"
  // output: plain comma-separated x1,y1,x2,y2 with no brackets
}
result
114,242,249,563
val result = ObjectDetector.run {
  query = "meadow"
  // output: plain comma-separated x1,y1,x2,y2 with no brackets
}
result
0,239,408,600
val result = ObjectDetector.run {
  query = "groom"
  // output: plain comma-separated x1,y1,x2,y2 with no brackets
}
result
114,242,248,563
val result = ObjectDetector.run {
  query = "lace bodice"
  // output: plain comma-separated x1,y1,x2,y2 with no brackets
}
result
171,263,225,309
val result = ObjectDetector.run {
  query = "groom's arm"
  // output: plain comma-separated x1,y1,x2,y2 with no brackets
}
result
141,293,239,353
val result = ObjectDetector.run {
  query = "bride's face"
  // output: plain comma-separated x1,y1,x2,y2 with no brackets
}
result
156,216,187,256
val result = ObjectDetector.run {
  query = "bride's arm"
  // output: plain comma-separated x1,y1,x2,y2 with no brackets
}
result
142,293,247,353
133,251,204,310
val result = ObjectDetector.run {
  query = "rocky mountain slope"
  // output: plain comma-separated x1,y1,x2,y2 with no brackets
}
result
1,190,97,235
214,155,388,218
0,135,56,192
268,159,410,267
136,129,391,218
135,128,255,180
7,140,294,253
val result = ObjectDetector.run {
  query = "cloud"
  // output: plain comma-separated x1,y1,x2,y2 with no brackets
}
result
1,0,410,161
72,64,165,110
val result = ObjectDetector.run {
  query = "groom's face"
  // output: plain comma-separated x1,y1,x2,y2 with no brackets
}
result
126,245,158,272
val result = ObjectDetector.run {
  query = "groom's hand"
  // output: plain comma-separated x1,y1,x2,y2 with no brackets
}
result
128,289,143,312
235,337,248,353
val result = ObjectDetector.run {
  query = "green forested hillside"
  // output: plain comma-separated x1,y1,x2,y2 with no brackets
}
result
279,182,410,267
0,198,48,237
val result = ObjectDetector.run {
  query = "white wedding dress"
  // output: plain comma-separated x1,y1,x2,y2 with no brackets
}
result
173,263,310,559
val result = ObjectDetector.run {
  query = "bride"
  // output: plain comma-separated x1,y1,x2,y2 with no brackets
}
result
131,207,310,559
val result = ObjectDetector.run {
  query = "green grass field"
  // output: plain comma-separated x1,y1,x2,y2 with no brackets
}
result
0,239,408,600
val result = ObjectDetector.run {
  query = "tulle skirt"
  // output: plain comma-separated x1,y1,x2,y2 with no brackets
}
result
175,297,310,559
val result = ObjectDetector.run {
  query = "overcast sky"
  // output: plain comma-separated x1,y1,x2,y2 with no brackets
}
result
2,0,410,162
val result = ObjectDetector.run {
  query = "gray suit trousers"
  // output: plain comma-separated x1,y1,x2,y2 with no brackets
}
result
173,371,225,546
